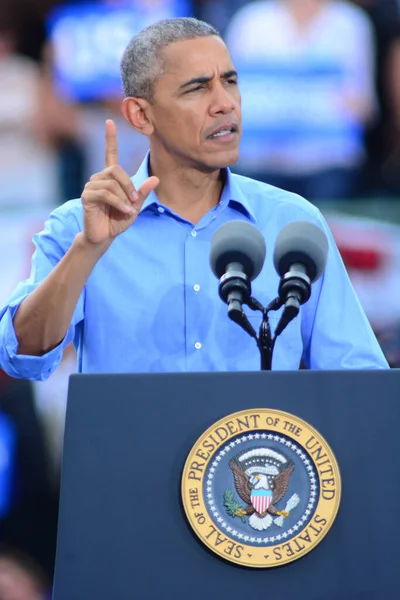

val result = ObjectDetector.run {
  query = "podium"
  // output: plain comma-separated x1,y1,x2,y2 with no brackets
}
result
53,370,400,600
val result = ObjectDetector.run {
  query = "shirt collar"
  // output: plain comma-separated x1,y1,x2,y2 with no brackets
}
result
132,151,257,223
132,153,157,213
222,168,257,224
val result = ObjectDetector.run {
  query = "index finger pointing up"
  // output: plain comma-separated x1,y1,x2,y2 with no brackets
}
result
105,119,118,168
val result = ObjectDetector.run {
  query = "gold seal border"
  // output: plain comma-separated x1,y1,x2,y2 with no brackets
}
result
181,408,341,568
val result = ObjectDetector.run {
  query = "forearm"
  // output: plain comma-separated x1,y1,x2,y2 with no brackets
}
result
14,233,110,356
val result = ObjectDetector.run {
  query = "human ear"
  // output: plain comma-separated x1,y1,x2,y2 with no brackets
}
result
121,97,154,136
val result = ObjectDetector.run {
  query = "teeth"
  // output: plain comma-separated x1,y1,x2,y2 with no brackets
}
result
210,129,232,138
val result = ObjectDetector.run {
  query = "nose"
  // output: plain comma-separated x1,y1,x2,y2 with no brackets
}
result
209,81,236,116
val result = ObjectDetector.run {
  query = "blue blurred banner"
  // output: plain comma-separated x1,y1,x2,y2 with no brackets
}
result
47,1,192,102
0,412,16,519
236,61,363,171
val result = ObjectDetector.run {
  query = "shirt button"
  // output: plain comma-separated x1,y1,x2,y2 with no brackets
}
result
157,206,165,213
193,284,200,292
191,230,197,238
194,342,202,350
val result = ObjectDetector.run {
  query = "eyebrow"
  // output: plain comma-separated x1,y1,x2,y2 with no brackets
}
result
179,70,238,90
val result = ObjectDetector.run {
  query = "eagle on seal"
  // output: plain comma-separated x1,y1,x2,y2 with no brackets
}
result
229,447,295,531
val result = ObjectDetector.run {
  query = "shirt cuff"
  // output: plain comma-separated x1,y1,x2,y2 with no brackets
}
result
0,298,64,381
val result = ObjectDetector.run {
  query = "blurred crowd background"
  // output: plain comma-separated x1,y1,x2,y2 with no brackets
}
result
0,0,400,597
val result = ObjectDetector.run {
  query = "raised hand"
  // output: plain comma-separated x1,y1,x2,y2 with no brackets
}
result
81,119,159,248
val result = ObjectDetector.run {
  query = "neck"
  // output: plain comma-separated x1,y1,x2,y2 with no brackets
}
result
286,0,327,27
148,150,225,225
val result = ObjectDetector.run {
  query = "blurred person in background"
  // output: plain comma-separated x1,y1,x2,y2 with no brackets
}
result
38,42,149,198
0,8,61,210
225,0,378,202
31,0,179,200
352,0,400,197
0,370,58,585
0,548,50,600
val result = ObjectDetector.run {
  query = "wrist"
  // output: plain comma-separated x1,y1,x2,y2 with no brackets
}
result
73,232,112,260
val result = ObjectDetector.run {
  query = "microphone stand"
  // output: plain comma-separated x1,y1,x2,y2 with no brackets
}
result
247,297,283,371
225,293,285,371
219,273,305,371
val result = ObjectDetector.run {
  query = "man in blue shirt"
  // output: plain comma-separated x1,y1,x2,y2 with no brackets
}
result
0,17,388,380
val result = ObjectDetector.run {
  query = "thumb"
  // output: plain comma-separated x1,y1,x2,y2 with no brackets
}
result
137,176,159,204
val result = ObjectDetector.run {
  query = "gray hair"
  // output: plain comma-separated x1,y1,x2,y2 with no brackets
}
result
120,17,220,102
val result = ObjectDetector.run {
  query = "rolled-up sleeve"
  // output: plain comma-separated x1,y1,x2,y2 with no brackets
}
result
0,202,84,381
301,213,389,370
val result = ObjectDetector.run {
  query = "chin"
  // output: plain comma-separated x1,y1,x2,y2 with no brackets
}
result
223,149,240,167
205,148,240,170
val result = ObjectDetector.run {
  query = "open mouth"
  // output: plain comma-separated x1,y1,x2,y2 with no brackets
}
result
207,123,239,140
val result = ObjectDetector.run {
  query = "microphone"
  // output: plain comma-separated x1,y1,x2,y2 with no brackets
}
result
273,221,328,334
210,220,266,323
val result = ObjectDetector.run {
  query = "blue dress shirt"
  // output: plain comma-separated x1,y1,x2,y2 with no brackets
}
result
0,154,388,380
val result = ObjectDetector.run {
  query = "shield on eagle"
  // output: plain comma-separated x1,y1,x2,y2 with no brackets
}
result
251,489,272,514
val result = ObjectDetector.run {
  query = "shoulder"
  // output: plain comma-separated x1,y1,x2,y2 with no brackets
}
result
38,199,83,243
27,199,84,258
230,172,323,224
49,198,83,225
325,0,373,29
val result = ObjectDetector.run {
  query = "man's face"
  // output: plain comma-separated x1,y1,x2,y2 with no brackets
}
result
147,36,242,171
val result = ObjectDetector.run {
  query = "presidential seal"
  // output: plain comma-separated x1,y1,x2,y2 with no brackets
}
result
181,409,341,568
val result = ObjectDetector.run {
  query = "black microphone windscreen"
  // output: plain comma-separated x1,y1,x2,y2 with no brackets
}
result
273,221,328,282
210,220,266,281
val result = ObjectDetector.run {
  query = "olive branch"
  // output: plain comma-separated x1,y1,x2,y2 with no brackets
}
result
224,490,246,523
